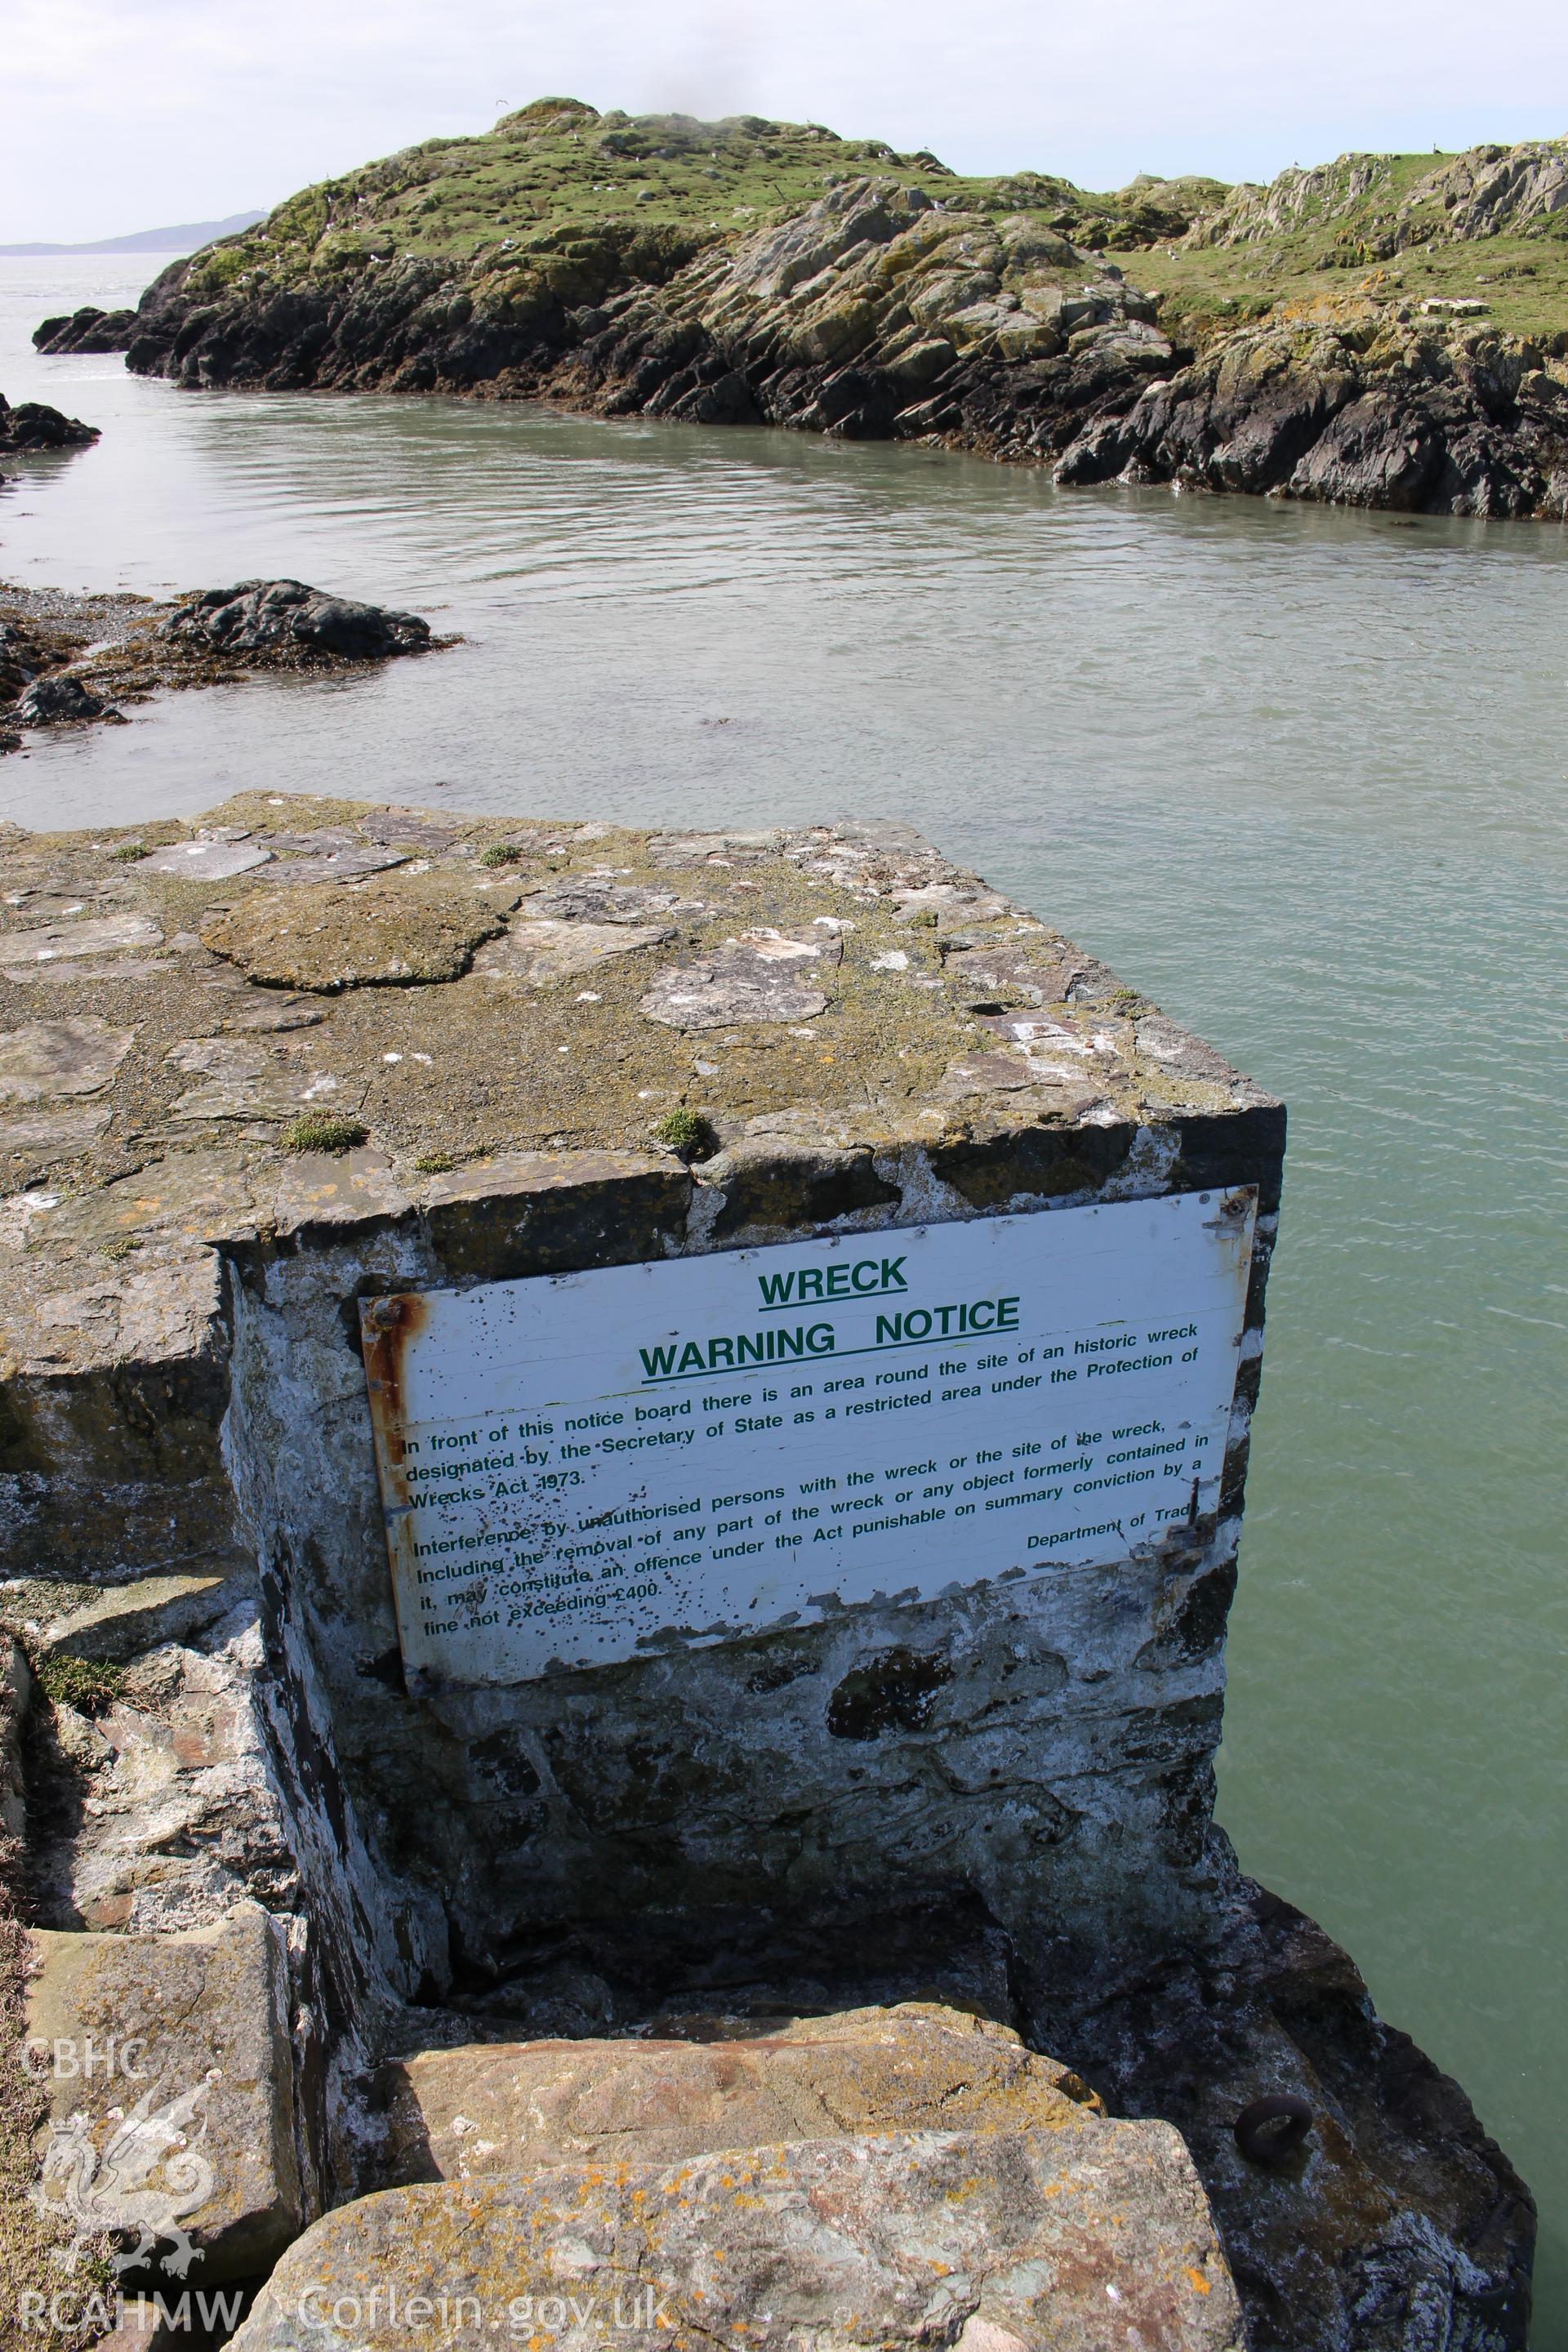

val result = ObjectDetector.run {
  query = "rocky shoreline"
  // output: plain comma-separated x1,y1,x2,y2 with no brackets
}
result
0,578,440,755
38,165,1568,519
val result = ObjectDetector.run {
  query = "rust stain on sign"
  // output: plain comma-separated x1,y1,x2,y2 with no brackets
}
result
360,1290,432,1666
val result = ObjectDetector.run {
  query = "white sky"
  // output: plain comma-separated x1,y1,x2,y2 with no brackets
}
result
7,0,1567,243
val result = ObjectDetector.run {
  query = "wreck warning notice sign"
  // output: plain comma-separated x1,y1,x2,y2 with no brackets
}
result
362,1188,1257,1686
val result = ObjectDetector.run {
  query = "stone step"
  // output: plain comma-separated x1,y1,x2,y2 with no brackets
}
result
23,1903,308,2282
232,2121,1241,2352
39,1566,252,1664
373,1999,1102,2189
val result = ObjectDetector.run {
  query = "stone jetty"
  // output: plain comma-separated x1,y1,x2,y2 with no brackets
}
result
0,796,1533,2348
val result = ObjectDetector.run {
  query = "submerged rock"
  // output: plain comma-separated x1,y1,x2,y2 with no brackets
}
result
158,577,433,662
0,577,442,756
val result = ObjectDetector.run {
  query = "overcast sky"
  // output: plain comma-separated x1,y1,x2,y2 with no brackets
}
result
7,0,1567,243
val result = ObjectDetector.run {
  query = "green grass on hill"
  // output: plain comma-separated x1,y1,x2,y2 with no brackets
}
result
182,99,1568,351
1134,149,1568,345
178,97,1231,308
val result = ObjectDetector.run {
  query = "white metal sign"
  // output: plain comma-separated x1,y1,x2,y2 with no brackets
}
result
362,1188,1257,1686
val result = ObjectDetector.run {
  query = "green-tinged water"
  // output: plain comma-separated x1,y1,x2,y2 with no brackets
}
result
5,260,1566,2330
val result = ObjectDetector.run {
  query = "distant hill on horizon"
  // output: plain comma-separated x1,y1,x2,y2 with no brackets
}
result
0,210,265,258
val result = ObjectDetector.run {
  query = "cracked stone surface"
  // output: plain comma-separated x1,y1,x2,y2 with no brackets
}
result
232,2121,1241,2352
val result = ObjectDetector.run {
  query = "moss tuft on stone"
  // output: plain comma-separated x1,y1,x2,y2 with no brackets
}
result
479,844,523,868
653,1107,715,1160
282,1111,370,1155
37,1653,124,1717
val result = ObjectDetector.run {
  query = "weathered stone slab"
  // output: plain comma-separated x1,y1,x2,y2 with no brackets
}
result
376,2002,1097,2186
24,1905,305,2280
202,875,506,990
0,1016,133,1100
164,1037,368,1125
233,2123,1241,2352
639,927,840,1027
408,1148,693,1285
473,917,675,985
270,1147,414,1237
219,991,327,1034
523,880,687,924
0,915,163,972
647,828,784,865
0,1104,111,1150
264,849,409,886
137,841,274,880
40,1569,247,1663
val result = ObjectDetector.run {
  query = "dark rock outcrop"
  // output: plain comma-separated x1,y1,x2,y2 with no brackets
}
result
117,221,714,394
1051,305,1568,517
157,578,433,662
0,394,99,452
12,675,113,726
31,306,140,355
0,621,47,702
0,578,438,755
1045,1880,1535,2352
